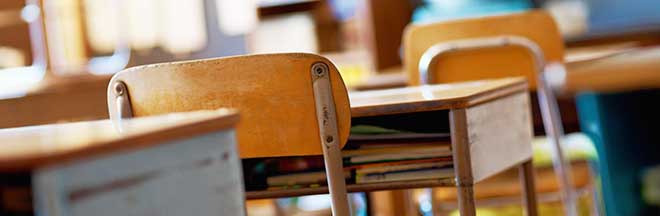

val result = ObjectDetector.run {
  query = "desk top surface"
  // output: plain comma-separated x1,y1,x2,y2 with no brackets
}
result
345,46,660,94
563,46,660,93
0,109,239,171
349,78,527,117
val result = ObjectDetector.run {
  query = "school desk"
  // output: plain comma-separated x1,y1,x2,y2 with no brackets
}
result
0,109,242,216
562,47,660,216
246,77,537,216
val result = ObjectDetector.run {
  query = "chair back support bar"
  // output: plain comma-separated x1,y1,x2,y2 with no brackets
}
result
106,53,351,159
418,36,545,85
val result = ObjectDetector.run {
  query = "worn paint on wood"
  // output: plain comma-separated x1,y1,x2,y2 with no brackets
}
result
465,92,533,182
0,110,239,171
33,131,245,216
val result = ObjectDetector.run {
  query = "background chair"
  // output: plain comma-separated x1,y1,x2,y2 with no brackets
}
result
404,10,579,215
106,53,352,216
0,0,48,97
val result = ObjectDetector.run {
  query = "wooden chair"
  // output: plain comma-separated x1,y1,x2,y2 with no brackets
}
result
403,10,577,215
0,0,47,74
106,53,352,216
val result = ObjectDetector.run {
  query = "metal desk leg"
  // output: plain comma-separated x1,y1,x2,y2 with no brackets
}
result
450,108,476,216
519,160,539,216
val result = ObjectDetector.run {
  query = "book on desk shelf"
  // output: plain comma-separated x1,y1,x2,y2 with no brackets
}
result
244,124,455,191
344,124,454,184
356,167,454,184
267,171,351,187
355,160,453,174
343,144,452,164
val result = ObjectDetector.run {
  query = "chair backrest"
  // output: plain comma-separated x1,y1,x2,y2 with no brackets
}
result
403,10,564,88
107,53,351,158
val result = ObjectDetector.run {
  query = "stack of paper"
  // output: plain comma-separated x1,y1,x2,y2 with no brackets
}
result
343,125,454,184
242,125,455,191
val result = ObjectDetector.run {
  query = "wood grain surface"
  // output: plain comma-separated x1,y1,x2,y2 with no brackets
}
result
350,77,527,117
0,109,239,171
564,47,660,93
108,53,351,158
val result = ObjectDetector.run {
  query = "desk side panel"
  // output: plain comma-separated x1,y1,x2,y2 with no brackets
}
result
466,92,533,182
33,130,245,216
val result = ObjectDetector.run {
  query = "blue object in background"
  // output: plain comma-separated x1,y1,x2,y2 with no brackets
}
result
576,89,660,216
328,0,358,21
584,0,660,35
412,0,533,23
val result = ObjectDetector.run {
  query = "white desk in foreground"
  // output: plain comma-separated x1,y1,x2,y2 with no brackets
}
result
0,110,242,216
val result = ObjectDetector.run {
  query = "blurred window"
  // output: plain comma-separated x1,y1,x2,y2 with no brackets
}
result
216,0,258,36
251,12,318,53
83,0,207,54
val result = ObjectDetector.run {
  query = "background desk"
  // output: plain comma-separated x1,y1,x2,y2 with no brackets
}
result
0,110,243,216
351,77,536,215
564,47,660,216
246,78,536,215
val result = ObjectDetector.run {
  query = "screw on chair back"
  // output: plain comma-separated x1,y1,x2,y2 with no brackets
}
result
107,53,352,215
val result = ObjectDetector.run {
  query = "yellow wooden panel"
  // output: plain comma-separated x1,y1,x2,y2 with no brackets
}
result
108,53,351,158
404,10,564,88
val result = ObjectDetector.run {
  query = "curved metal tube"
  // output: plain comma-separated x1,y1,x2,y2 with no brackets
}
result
0,1,47,98
419,36,578,216
418,36,545,85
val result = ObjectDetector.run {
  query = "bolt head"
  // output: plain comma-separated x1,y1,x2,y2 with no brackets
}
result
114,82,125,96
326,136,334,143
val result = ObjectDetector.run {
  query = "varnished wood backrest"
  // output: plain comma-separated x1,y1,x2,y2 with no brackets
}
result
403,10,564,88
107,53,351,158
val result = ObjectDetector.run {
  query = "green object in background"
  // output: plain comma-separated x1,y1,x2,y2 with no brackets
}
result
642,165,660,206
350,125,407,134
448,194,593,216
532,133,598,167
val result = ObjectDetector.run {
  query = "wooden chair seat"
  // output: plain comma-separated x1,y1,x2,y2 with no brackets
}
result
564,46,660,93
